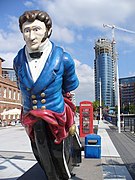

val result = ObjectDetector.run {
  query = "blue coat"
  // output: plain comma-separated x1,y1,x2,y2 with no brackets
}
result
13,43,79,113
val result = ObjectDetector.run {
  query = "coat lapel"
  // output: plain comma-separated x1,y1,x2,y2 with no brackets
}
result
18,44,63,94
19,48,34,90
31,43,63,94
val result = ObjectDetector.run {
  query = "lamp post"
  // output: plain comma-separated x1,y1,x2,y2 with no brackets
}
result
122,103,124,113
128,102,130,114
99,78,102,121
116,65,121,133
97,78,102,123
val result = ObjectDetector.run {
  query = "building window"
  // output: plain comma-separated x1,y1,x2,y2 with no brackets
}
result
0,86,2,97
9,89,12,99
3,88,7,98
13,91,16,100
17,92,20,100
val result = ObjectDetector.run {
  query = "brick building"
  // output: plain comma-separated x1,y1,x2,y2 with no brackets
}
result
0,58,21,125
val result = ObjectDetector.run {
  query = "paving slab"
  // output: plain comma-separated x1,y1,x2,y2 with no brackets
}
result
0,120,134,180
97,120,133,180
103,165,132,180
0,157,36,180
18,158,103,180
18,163,46,180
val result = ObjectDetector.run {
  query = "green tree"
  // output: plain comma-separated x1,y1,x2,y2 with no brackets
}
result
76,106,80,113
129,104,135,114
92,100,100,111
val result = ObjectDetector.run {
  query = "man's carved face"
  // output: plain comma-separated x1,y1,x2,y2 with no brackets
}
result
22,19,46,51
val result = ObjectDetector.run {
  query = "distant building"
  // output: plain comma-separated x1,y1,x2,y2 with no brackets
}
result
2,67,16,82
94,38,115,107
0,57,21,125
119,76,135,109
70,91,76,105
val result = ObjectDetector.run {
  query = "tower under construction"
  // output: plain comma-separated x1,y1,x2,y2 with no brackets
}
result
94,38,117,107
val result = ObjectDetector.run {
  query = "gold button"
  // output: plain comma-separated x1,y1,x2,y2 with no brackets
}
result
41,99,46,104
41,106,46,110
26,88,30,91
32,100,37,104
33,106,37,110
41,92,46,97
31,95,36,99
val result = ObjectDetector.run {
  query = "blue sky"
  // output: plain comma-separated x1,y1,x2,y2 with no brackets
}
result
0,0,135,105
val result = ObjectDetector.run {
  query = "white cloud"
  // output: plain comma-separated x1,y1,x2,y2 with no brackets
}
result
117,33,135,46
36,0,135,46
128,71,135,77
74,59,94,105
76,34,83,41
0,16,24,53
38,0,135,28
24,1,34,7
1,52,16,68
7,16,19,31
0,16,24,67
52,25,75,43
0,30,24,53
122,49,133,55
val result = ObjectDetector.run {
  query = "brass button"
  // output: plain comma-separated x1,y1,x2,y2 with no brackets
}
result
41,92,46,98
41,106,46,110
31,95,36,99
26,88,30,91
41,99,46,104
33,106,37,110
32,100,37,104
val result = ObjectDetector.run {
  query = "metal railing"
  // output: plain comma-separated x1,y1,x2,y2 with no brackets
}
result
123,115,135,133
107,114,135,133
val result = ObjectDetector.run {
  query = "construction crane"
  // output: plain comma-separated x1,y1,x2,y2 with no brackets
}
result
103,24,135,42
103,24,135,133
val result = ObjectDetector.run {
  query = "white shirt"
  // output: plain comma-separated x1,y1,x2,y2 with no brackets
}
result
25,38,52,82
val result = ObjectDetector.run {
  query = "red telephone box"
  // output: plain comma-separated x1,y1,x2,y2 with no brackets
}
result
79,101,93,137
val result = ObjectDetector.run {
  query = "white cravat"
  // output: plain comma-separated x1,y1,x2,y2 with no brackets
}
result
25,38,52,82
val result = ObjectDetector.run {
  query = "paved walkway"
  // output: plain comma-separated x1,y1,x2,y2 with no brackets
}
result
71,120,133,180
0,120,134,180
98,120,133,180
0,125,36,180
106,126,135,179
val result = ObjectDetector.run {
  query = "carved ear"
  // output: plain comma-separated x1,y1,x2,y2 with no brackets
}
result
22,34,26,41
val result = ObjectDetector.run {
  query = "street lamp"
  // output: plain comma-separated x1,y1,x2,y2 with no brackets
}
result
99,78,102,121
122,103,125,113
128,102,130,114
97,78,102,122
116,61,121,133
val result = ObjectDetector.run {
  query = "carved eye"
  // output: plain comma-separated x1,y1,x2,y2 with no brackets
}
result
33,27,39,32
24,28,30,33
33,26,42,32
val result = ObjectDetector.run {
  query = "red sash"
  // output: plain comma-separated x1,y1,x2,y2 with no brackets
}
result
21,98,76,144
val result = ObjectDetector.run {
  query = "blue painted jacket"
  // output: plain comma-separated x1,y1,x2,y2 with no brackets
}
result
13,43,79,113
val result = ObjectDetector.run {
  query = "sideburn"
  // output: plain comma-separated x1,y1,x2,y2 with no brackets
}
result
41,31,48,43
